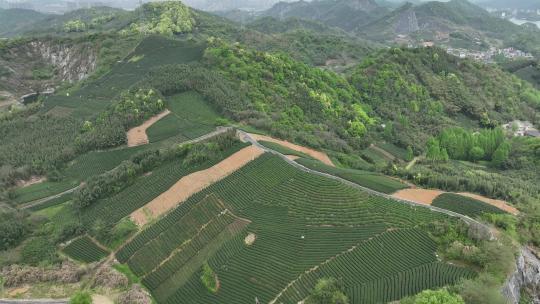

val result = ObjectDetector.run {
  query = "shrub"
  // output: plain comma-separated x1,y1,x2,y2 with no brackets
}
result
200,263,218,293
21,236,58,266
69,291,92,304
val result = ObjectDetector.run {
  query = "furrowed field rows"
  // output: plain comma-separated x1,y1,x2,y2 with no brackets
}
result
81,142,248,227
258,140,313,159
147,92,219,143
296,157,408,194
63,235,109,263
63,144,149,180
118,154,469,304
13,145,154,205
43,36,205,118
274,229,439,303
348,262,476,303
116,154,298,261
127,194,227,277
145,213,244,301
433,193,507,218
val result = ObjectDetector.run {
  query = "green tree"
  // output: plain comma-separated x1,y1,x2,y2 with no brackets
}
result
469,146,485,162
441,148,449,162
491,143,510,168
402,289,464,304
406,145,414,162
305,278,349,304
69,291,92,304
0,217,25,250
426,138,441,161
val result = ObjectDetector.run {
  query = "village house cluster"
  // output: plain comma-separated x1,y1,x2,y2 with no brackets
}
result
445,47,534,63
502,120,540,138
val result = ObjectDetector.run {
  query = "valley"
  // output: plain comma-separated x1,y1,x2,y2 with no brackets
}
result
0,0,539,304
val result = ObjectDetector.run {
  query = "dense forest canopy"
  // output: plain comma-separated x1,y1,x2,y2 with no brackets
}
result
203,39,373,150
350,47,540,150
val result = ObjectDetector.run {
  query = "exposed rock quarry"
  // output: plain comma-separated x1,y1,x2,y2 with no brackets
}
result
503,247,540,303
0,39,97,98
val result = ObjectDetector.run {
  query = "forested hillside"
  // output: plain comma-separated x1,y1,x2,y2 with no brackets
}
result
261,0,389,32
350,47,540,150
203,40,373,150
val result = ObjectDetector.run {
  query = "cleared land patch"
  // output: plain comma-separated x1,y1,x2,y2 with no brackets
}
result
392,188,445,205
130,145,264,226
127,110,171,147
249,133,334,166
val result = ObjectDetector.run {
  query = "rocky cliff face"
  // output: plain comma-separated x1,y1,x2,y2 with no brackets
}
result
28,40,97,83
0,39,97,97
503,247,540,304
394,8,419,35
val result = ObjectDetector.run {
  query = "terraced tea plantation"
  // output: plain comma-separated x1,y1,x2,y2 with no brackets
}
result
147,91,220,143
433,193,507,218
296,157,408,194
81,141,248,228
117,154,474,303
63,235,109,263
43,36,205,119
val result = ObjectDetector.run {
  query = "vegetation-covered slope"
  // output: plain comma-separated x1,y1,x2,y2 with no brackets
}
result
203,40,373,151
261,0,389,32
350,47,540,150
360,0,540,55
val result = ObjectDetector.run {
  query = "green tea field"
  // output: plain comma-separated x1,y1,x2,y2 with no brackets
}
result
147,91,220,143
116,154,474,303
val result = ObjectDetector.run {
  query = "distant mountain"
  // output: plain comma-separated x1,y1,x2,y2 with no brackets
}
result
477,0,540,10
0,8,49,37
260,0,390,31
182,0,297,11
360,0,530,46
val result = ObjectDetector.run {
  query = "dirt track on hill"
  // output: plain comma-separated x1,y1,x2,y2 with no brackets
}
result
130,145,264,226
126,110,170,147
248,133,334,166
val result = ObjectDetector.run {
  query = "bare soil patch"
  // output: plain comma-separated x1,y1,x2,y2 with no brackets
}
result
131,145,264,226
7,285,30,297
244,233,256,246
285,155,300,161
92,294,114,304
457,192,519,215
248,133,334,166
392,189,445,205
126,110,171,147
17,176,46,188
